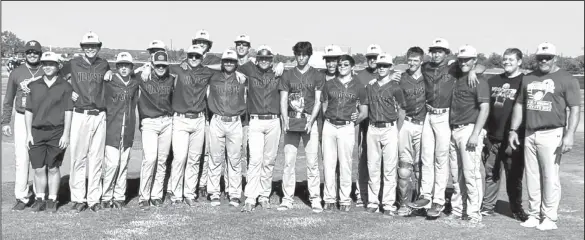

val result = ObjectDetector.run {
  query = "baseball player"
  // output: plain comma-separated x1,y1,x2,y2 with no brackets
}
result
396,47,427,217
238,45,282,212
278,41,325,213
321,54,368,212
510,42,581,231
100,52,140,209
2,40,44,211
206,49,247,207
409,38,483,218
481,48,528,222
25,51,73,213
364,53,405,215
167,45,214,206
6,56,22,74
447,45,490,225
192,29,221,68
136,51,175,211
58,31,110,213
134,40,167,75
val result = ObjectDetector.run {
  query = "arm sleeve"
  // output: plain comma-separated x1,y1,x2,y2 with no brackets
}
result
359,85,368,105
65,84,74,111
1,72,18,125
61,60,72,77
393,86,407,109
320,84,328,103
516,78,528,104
277,72,290,92
564,75,582,107
476,78,491,103
238,61,254,77
25,87,33,112
314,72,325,91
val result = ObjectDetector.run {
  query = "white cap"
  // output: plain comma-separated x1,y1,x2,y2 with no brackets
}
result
366,44,382,56
536,42,557,56
430,38,449,51
221,49,238,61
376,52,393,65
80,31,101,45
457,44,477,58
187,45,205,55
193,29,212,43
116,52,133,64
235,34,250,43
147,40,166,50
323,44,343,58
40,52,60,63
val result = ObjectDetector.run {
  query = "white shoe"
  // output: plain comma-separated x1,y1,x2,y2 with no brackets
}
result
277,203,292,211
536,218,558,231
520,216,540,228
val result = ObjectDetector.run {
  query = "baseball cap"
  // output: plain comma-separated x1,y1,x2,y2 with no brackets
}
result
235,34,250,44
221,49,238,61
40,52,60,63
457,45,477,58
116,52,133,64
192,29,212,43
376,52,393,65
80,31,102,46
147,40,166,50
256,45,274,57
429,38,450,52
152,51,169,65
323,44,343,58
535,42,556,56
24,40,42,53
365,44,382,56
187,45,205,55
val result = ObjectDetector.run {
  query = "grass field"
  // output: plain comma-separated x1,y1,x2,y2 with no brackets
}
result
1,74,584,239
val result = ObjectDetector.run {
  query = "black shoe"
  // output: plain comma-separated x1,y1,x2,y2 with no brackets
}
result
31,198,46,212
101,201,112,209
323,203,336,211
408,197,430,209
480,207,495,216
139,201,150,211
89,203,102,212
229,198,241,207
70,202,87,213
198,186,208,199
151,199,163,207
512,209,529,222
426,203,445,217
112,200,125,209
12,200,26,211
184,198,198,207
46,199,58,213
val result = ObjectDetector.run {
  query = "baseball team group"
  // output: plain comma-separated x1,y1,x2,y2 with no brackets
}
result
2,29,581,231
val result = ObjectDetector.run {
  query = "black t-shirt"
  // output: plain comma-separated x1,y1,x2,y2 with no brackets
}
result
486,73,524,141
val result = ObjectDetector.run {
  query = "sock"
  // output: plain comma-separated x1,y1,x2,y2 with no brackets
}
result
36,194,46,200
49,195,57,201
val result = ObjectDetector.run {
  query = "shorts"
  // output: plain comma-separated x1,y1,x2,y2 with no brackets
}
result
28,126,66,169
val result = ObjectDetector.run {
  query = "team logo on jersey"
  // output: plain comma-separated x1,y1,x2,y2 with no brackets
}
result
526,79,555,112
491,83,517,108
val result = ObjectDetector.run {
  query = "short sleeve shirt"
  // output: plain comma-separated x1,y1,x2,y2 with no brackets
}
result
277,67,325,114
366,81,406,123
321,78,367,121
449,74,490,125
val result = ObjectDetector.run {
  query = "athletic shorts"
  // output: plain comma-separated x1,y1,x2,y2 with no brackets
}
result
28,126,66,169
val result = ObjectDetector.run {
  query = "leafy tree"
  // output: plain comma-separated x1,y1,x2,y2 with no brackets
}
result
487,53,502,69
352,53,367,65
1,31,25,57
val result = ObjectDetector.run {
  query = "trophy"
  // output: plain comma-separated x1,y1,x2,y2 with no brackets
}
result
288,92,307,132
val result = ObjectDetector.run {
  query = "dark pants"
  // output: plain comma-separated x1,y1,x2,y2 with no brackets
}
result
482,136,524,212
28,126,65,169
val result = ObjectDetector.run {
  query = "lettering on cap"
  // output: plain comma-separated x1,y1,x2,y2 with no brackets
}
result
88,35,94,39
121,53,127,57
436,40,441,43
29,41,36,46
158,55,165,60
542,46,548,50
200,32,206,35
240,35,246,38
371,46,376,50
461,49,466,53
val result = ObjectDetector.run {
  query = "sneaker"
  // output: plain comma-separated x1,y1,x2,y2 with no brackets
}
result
198,186,208,199
241,203,254,212
258,198,271,209
408,197,431,209
229,198,241,207
323,203,336,211
355,198,364,208
46,199,58,213
184,198,198,207
31,198,46,212
340,205,351,212
70,202,87,213
366,206,378,213
468,218,482,225
101,201,111,209
210,197,221,207
426,203,445,217
151,199,163,207
139,201,150,211
397,206,412,217
89,203,102,212
447,213,463,220
384,208,397,216
536,218,558,231
311,201,323,213
520,216,540,228
112,200,125,209
12,200,26,211
512,209,529,222
480,207,495,216
277,202,292,211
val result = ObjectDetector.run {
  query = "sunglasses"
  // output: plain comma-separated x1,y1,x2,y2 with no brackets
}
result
236,42,250,47
377,64,392,69
116,63,133,69
536,55,554,62
154,64,167,68
188,54,202,60
366,56,377,60
257,57,273,62
25,50,41,55
82,44,101,49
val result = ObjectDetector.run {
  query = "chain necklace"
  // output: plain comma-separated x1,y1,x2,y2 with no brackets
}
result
26,63,42,78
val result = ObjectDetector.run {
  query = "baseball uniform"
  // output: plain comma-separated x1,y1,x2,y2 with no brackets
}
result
397,71,426,209
102,74,140,203
516,69,581,223
1,63,43,205
136,70,175,203
168,63,213,202
482,73,525,214
321,77,367,206
238,61,282,205
277,67,325,208
448,74,490,221
62,55,110,207
207,69,247,202
365,80,406,211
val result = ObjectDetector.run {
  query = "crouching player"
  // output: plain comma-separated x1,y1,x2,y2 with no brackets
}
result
25,52,73,212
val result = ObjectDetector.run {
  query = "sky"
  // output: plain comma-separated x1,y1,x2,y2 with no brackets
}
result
2,1,584,57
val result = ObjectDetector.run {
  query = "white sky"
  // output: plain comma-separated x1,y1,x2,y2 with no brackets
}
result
2,1,584,56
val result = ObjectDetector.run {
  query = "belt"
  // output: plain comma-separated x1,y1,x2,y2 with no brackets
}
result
250,114,279,120
74,108,102,116
33,125,63,131
405,116,423,125
214,114,240,122
288,112,308,119
174,112,205,119
531,126,562,132
16,110,25,115
326,119,352,126
450,123,472,129
370,121,395,128
426,104,448,115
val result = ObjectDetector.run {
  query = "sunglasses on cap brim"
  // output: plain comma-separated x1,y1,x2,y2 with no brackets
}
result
25,50,41,55
536,55,554,61
377,64,393,68
187,53,203,59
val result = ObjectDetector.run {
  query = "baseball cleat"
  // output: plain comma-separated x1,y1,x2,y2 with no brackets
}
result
426,203,445,217
12,200,26,211
408,198,430,209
